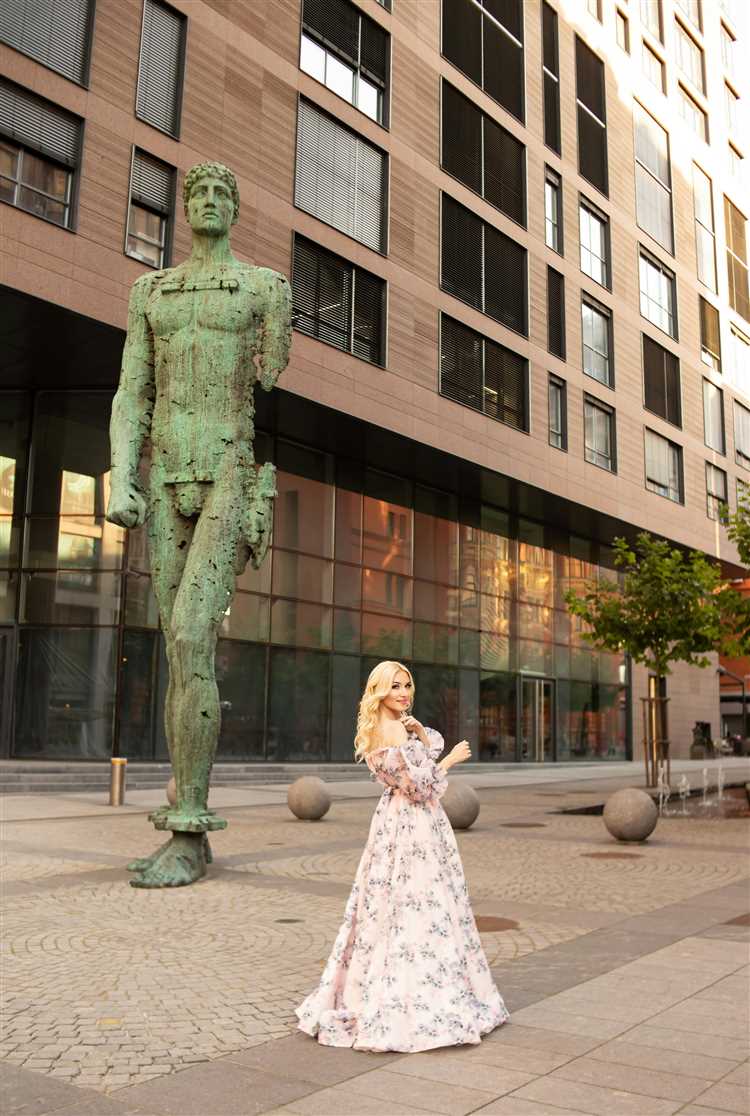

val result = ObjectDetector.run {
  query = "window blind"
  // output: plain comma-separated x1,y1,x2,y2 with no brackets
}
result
295,99,386,253
440,313,528,432
547,267,566,359
575,37,608,196
643,334,681,426
0,77,80,166
441,81,482,195
645,429,682,501
303,0,387,85
136,0,185,136
442,0,524,123
725,197,749,322
542,1,560,154
703,380,725,453
131,148,174,214
734,401,750,467
699,297,721,369
0,0,93,85
440,314,483,412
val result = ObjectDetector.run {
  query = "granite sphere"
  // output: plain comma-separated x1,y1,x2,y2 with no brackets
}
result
442,780,480,830
287,776,331,820
603,787,658,842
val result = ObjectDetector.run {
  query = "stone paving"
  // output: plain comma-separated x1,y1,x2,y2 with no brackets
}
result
1,765,749,1115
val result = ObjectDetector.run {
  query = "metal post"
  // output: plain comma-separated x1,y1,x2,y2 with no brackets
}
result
109,757,127,806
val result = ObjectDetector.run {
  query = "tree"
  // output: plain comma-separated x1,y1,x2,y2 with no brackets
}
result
565,532,747,783
722,486,750,568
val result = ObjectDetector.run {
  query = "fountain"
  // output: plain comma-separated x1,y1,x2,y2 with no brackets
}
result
678,774,691,815
701,766,710,807
718,764,726,801
656,761,671,817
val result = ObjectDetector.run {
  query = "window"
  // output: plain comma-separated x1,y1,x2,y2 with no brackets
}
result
699,297,721,371
579,200,609,287
440,313,528,432
734,401,750,468
675,0,701,30
727,325,750,395
584,396,615,471
693,165,716,291
639,250,676,337
441,81,525,226
675,21,705,93
725,197,750,322
643,334,681,426
641,0,662,41
729,145,745,187
706,462,727,520
0,0,94,85
634,103,673,253
703,380,725,453
136,0,186,137
616,10,630,52
441,0,524,124
295,99,387,253
126,149,175,268
301,0,389,125
542,1,560,154
441,194,527,335
587,0,602,19
642,41,665,93
678,86,707,142
545,167,562,252
0,79,80,229
582,298,612,387
292,235,385,365
548,267,566,359
721,24,736,74
549,375,567,449
725,83,740,135
576,38,608,196
645,429,683,502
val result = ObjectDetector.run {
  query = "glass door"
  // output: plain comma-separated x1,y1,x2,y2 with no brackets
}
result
520,676,555,762
0,628,15,757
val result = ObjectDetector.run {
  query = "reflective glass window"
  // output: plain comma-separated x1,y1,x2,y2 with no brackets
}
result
268,648,329,762
29,393,114,516
21,570,121,625
215,640,267,759
363,496,412,574
479,671,517,761
361,613,411,658
272,550,333,603
270,600,332,648
335,488,363,564
362,569,412,616
221,592,270,642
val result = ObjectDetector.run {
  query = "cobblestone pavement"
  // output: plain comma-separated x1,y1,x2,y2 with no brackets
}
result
2,771,749,1113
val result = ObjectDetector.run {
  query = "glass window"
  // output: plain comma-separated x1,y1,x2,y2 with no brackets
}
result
0,571,17,621
126,203,165,268
274,462,334,557
414,580,459,625
584,397,615,471
678,87,708,142
124,571,159,628
214,641,267,759
13,628,116,758
414,487,459,585
641,42,665,93
361,612,411,658
413,622,458,664
616,10,630,52
329,654,361,761
693,165,716,291
411,664,459,744
363,495,412,575
136,0,187,136
726,325,750,396
22,570,121,625
0,140,72,228
587,0,601,19
706,462,727,519
675,0,701,29
335,487,362,564
549,375,567,450
362,569,412,616
220,592,270,642
268,648,329,762
479,671,517,762
640,0,662,41
0,392,30,533
545,168,562,252
579,201,609,286
334,562,362,608
645,429,683,502
272,550,333,603
699,296,721,371
270,600,332,649
725,196,749,322
28,393,115,517
333,607,360,651
721,24,736,74
300,0,388,127
582,299,612,386
734,401,750,468
634,103,673,254
703,380,725,453
639,251,676,337
726,83,739,134
675,21,705,93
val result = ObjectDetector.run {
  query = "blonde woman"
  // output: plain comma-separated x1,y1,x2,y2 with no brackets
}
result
296,660,508,1052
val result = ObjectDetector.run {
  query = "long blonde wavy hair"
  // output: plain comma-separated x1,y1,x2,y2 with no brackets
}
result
354,660,415,760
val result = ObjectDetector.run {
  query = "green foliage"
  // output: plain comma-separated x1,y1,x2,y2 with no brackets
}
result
565,532,748,679
721,486,750,569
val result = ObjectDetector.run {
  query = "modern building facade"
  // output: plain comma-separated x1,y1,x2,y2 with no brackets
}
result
0,0,747,765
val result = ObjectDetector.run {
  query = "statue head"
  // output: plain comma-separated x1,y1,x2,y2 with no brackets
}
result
183,162,240,235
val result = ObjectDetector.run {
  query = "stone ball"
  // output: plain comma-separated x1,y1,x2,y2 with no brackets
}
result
287,776,331,821
166,776,177,806
442,780,480,830
603,787,658,843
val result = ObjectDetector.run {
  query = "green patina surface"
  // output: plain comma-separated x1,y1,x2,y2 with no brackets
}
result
106,162,291,887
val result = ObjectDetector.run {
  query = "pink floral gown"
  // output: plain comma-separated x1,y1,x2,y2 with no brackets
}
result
296,728,509,1052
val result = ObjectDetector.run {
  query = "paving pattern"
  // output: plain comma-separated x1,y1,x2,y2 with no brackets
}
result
1,775,749,1108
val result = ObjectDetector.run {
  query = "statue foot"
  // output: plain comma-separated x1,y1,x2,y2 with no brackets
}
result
127,837,172,873
203,833,213,864
129,833,207,889
150,806,227,833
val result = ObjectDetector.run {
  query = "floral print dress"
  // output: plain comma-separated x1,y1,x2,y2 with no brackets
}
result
296,728,509,1052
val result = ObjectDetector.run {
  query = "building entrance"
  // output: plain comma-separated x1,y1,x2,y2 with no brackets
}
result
520,676,555,763
0,628,14,756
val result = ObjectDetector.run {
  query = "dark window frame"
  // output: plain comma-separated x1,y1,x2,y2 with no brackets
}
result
0,0,96,87
439,312,529,433
581,292,614,389
583,393,617,473
734,399,750,470
638,245,678,340
545,165,563,254
699,295,721,371
642,332,682,429
644,427,684,503
705,461,728,520
124,146,176,270
135,0,187,140
542,0,561,155
575,36,608,198
702,378,726,455
547,266,566,360
579,195,611,290
440,0,526,125
548,373,567,450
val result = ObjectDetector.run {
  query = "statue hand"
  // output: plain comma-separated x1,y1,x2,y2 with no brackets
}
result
107,483,147,528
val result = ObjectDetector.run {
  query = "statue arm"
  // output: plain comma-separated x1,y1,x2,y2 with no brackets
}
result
107,277,155,528
255,271,292,392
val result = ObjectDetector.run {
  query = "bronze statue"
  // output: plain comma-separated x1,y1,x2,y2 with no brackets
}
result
107,163,291,887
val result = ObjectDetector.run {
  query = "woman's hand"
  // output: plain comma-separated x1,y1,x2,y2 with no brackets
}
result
439,740,471,770
401,714,428,745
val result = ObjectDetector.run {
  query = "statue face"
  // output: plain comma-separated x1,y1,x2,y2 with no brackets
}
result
186,174,235,236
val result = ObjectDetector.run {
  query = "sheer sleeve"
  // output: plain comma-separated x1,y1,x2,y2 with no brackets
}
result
423,726,445,760
367,743,448,804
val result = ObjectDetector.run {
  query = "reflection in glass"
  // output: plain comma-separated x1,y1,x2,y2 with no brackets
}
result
363,496,412,575
554,643,570,677
480,630,510,671
335,488,362,563
481,594,511,637
570,647,595,680
25,517,125,570
362,613,411,658
268,648,329,761
411,664,458,745
362,569,413,616
124,572,159,628
330,654,360,761
215,640,266,758
0,395,30,519
459,524,480,589
519,603,554,643
518,640,554,675
460,588,480,630
22,571,121,625
414,505,459,586
221,592,270,642
13,627,116,757
127,526,151,573
414,580,459,625
273,550,333,603
30,393,114,515
558,681,625,760
0,454,16,513
334,563,362,608
333,608,360,652
236,552,271,595
479,671,517,761
0,517,20,567
459,628,480,667
518,541,554,605
271,600,332,648
481,514,516,596
458,668,479,747
0,570,17,621
118,629,163,760
413,622,458,664
274,471,334,557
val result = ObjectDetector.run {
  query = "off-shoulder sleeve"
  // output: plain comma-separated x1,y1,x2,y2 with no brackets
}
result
423,726,445,760
368,744,448,804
